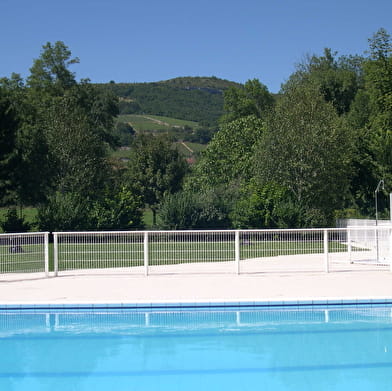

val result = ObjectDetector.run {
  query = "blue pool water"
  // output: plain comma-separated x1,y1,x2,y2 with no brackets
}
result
1,304,392,390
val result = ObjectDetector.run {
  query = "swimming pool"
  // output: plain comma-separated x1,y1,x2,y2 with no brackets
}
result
1,303,392,390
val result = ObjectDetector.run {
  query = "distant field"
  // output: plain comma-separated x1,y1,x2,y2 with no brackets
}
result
176,142,206,157
118,114,198,132
184,142,207,153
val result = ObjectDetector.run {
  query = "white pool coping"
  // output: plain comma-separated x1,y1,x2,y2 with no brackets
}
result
1,266,392,307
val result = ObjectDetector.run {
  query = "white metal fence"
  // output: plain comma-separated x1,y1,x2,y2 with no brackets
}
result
0,232,49,277
52,227,392,276
0,228,390,278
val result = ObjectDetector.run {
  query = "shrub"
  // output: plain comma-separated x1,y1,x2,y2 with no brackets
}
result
0,208,31,233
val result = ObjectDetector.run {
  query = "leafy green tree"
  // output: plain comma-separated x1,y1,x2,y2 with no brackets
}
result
27,41,79,93
192,115,265,189
255,84,353,225
0,73,53,206
23,42,118,210
285,48,363,115
363,28,392,172
0,89,18,204
113,122,135,146
89,186,143,230
36,192,90,232
127,133,188,225
158,188,231,229
43,93,109,198
229,181,286,228
344,28,392,215
221,79,274,123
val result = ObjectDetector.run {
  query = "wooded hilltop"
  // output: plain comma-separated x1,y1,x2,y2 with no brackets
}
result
1,28,391,231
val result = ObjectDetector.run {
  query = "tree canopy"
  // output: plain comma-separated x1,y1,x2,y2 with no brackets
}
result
1,30,392,231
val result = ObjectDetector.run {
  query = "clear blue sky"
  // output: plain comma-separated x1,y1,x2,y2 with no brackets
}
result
1,0,391,93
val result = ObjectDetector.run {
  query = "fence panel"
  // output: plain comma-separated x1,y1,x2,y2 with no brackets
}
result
54,231,145,276
147,230,236,274
54,230,237,275
239,229,326,274
0,232,49,277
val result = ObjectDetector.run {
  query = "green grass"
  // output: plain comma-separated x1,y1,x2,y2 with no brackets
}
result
185,142,207,153
143,209,154,229
0,243,46,273
117,114,198,132
176,142,206,157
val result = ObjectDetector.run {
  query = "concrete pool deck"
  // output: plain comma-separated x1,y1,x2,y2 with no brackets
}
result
1,266,392,304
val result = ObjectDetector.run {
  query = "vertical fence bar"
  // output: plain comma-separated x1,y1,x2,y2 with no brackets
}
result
324,229,329,273
347,228,352,263
235,230,240,274
44,232,49,277
389,228,392,272
144,231,149,276
54,233,59,277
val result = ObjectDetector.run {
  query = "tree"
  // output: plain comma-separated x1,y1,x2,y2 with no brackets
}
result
192,115,265,189
23,42,118,206
126,134,188,225
0,89,18,204
27,41,79,93
158,188,231,229
344,28,392,215
255,85,353,225
43,94,109,197
221,79,274,123
36,191,90,232
363,28,392,172
89,186,143,230
285,48,363,115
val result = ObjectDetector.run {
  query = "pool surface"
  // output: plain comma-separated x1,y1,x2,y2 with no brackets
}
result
1,303,392,390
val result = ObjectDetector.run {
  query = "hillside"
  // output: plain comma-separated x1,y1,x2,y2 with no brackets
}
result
99,76,242,127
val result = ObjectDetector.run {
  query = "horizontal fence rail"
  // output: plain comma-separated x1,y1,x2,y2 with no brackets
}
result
52,227,392,277
0,232,49,276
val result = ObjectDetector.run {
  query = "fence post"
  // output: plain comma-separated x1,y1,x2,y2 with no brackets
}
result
144,231,149,276
44,232,49,277
324,229,329,273
235,230,240,275
54,232,58,277
389,228,392,272
347,228,352,264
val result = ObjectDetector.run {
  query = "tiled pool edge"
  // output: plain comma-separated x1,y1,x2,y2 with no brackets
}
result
2,298,392,311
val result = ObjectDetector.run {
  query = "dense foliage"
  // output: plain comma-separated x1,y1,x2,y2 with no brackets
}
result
1,29,392,231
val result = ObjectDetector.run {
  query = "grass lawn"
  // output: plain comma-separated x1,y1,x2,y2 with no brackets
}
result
0,243,46,273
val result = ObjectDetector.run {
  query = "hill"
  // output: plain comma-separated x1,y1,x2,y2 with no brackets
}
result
98,76,242,127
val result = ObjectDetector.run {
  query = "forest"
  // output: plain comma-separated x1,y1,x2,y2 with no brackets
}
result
0,28,391,232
